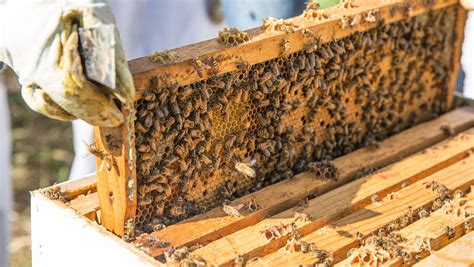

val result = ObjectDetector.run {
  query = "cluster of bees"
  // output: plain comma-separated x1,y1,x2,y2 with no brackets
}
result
41,186,65,202
132,6,457,232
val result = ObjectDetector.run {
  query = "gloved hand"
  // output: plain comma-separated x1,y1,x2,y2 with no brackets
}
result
461,0,474,10
0,0,135,127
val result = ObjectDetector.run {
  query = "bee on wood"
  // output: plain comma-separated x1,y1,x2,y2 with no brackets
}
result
441,125,454,136
105,134,120,150
184,165,195,178
293,212,312,222
180,102,193,119
223,203,244,217
280,38,290,56
84,141,116,172
444,225,456,239
464,220,472,232
236,58,250,71
355,231,364,244
192,58,205,77
124,218,135,239
207,57,219,75
234,255,245,267
371,194,381,204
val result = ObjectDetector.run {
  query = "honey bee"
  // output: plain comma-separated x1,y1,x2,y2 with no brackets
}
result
444,225,455,239
210,79,226,90
222,203,244,217
236,58,250,71
105,134,120,150
161,106,170,117
280,38,290,56
241,88,250,102
171,102,180,116
371,194,381,204
165,129,179,143
270,62,280,76
176,158,189,172
257,99,271,108
143,112,154,129
258,142,272,157
179,86,194,100
222,149,234,163
192,58,205,77
224,134,237,149
235,162,256,178
84,141,116,172
137,144,151,153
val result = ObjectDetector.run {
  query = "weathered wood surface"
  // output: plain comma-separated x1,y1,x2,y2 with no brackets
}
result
128,0,460,95
94,124,137,236
56,174,96,200
191,129,474,265
69,192,100,220
415,232,474,267
252,155,474,266
336,190,474,266
144,107,474,257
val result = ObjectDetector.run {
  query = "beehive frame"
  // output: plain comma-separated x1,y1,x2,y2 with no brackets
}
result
93,0,467,236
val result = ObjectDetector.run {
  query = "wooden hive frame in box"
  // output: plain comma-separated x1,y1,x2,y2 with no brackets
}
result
34,104,474,266
92,0,467,241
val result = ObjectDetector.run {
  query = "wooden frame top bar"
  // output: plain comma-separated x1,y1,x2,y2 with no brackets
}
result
128,0,459,97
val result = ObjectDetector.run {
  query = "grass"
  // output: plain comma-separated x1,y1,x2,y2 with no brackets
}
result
8,91,74,267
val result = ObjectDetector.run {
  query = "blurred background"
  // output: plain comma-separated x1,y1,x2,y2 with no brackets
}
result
6,69,73,267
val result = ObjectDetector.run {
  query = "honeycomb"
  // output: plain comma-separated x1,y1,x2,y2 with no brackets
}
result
134,7,458,231
149,50,181,64
217,27,250,46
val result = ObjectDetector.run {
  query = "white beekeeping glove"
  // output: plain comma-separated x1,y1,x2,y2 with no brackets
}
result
0,0,135,127
462,0,474,10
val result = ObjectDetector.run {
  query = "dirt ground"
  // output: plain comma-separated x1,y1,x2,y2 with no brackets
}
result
8,91,74,267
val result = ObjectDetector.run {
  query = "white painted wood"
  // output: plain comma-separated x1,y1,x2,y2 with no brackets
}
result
31,190,159,267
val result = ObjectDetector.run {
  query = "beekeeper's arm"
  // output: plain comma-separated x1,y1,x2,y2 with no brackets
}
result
0,0,134,127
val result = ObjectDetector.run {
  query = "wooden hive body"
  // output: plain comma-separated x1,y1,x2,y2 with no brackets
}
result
91,0,467,240
33,104,474,266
